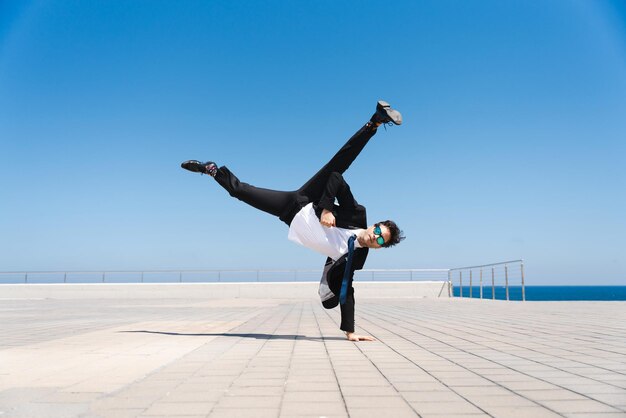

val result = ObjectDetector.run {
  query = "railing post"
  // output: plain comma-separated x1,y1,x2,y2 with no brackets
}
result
459,271,463,298
491,267,495,300
479,268,483,299
64,273,67,283
447,270,452,297
520,262,526,302
410,270,413,281
218,270,221,282
469,270,473,298
25,273,28,283
102,272,105,283
505,265,510,301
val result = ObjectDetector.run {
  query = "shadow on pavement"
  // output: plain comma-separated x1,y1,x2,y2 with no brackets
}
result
120,330,346,341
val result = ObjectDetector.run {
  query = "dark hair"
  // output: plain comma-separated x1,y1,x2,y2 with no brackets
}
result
379,220,405,248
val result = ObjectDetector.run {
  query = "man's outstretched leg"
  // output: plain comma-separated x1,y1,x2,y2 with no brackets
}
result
297,100,402,201
181,160,300,225
180,100,402,224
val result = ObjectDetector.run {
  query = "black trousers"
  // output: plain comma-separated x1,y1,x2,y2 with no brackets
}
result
214,123,378,225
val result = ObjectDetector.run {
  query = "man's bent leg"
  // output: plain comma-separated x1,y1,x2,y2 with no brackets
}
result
215,166,300,225
297,122,378,200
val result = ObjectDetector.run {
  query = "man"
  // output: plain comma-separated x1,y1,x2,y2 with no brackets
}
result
181,100,405,341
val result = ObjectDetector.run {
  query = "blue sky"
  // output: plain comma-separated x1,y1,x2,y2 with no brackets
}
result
1,0,625,284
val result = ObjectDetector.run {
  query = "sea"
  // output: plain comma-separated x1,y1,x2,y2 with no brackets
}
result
453,286,626,301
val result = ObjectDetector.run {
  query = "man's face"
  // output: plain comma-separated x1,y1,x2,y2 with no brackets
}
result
358,223,391,249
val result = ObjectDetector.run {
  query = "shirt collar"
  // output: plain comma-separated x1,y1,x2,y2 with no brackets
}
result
353,229,366,248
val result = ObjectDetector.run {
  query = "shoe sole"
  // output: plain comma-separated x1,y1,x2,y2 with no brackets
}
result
376,100,402,125
181,160,206,173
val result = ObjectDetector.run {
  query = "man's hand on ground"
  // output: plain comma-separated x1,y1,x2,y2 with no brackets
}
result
320,209,336,227
346,332,376,342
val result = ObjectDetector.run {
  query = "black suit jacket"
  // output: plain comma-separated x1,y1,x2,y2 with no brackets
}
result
313,172,369,333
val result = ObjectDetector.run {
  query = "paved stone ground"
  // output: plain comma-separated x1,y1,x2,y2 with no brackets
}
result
1,295,625,418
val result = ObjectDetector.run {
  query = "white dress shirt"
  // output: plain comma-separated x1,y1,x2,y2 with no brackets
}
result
288,203,363,261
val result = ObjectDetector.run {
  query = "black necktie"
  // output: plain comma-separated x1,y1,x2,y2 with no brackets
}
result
339,235,357,305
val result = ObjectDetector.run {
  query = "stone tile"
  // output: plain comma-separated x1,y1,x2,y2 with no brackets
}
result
468,395,537,407
538,399,622,413
159,390,224,402
587,392,626,405
280,402,347,416
284,382,340,391
348,407,418,418
453,386,514,397
215,395,281,408
447,378,497,387
344,396,408,408
223,386,284,396
231,378,286,387
287,375,336,383
209,408,280,418
408,401,485,415
2,402,89,418
516,389,589,401
485,373,533,382
39,391,103,403
279,415,348,418
400,390,466,403
566,384,626,394
91,396,156,410
142,402,215,416
337,378,392,387
140,415,206,418
283,391,343,403
499,380,561,391
90,409,144,418
418,414,489,418
480,406,563,418
340,386,400,397
393,382,449,391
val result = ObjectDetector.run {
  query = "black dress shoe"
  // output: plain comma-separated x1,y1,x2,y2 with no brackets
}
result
181,160,218,177
370,100,403,125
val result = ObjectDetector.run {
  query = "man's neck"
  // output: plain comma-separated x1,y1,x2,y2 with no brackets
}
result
354,229,367,247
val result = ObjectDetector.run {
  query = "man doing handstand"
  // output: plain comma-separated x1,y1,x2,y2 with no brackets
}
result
181,100,405,341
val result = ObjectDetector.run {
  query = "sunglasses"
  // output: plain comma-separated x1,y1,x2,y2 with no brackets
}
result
373,224,386,246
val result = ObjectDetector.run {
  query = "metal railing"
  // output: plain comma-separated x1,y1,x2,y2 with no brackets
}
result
0,261,525,301
448,259,525,301
0,268,450,284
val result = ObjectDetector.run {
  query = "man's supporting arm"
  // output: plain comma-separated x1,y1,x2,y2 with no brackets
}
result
339,287,375,341
339,287,355,333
